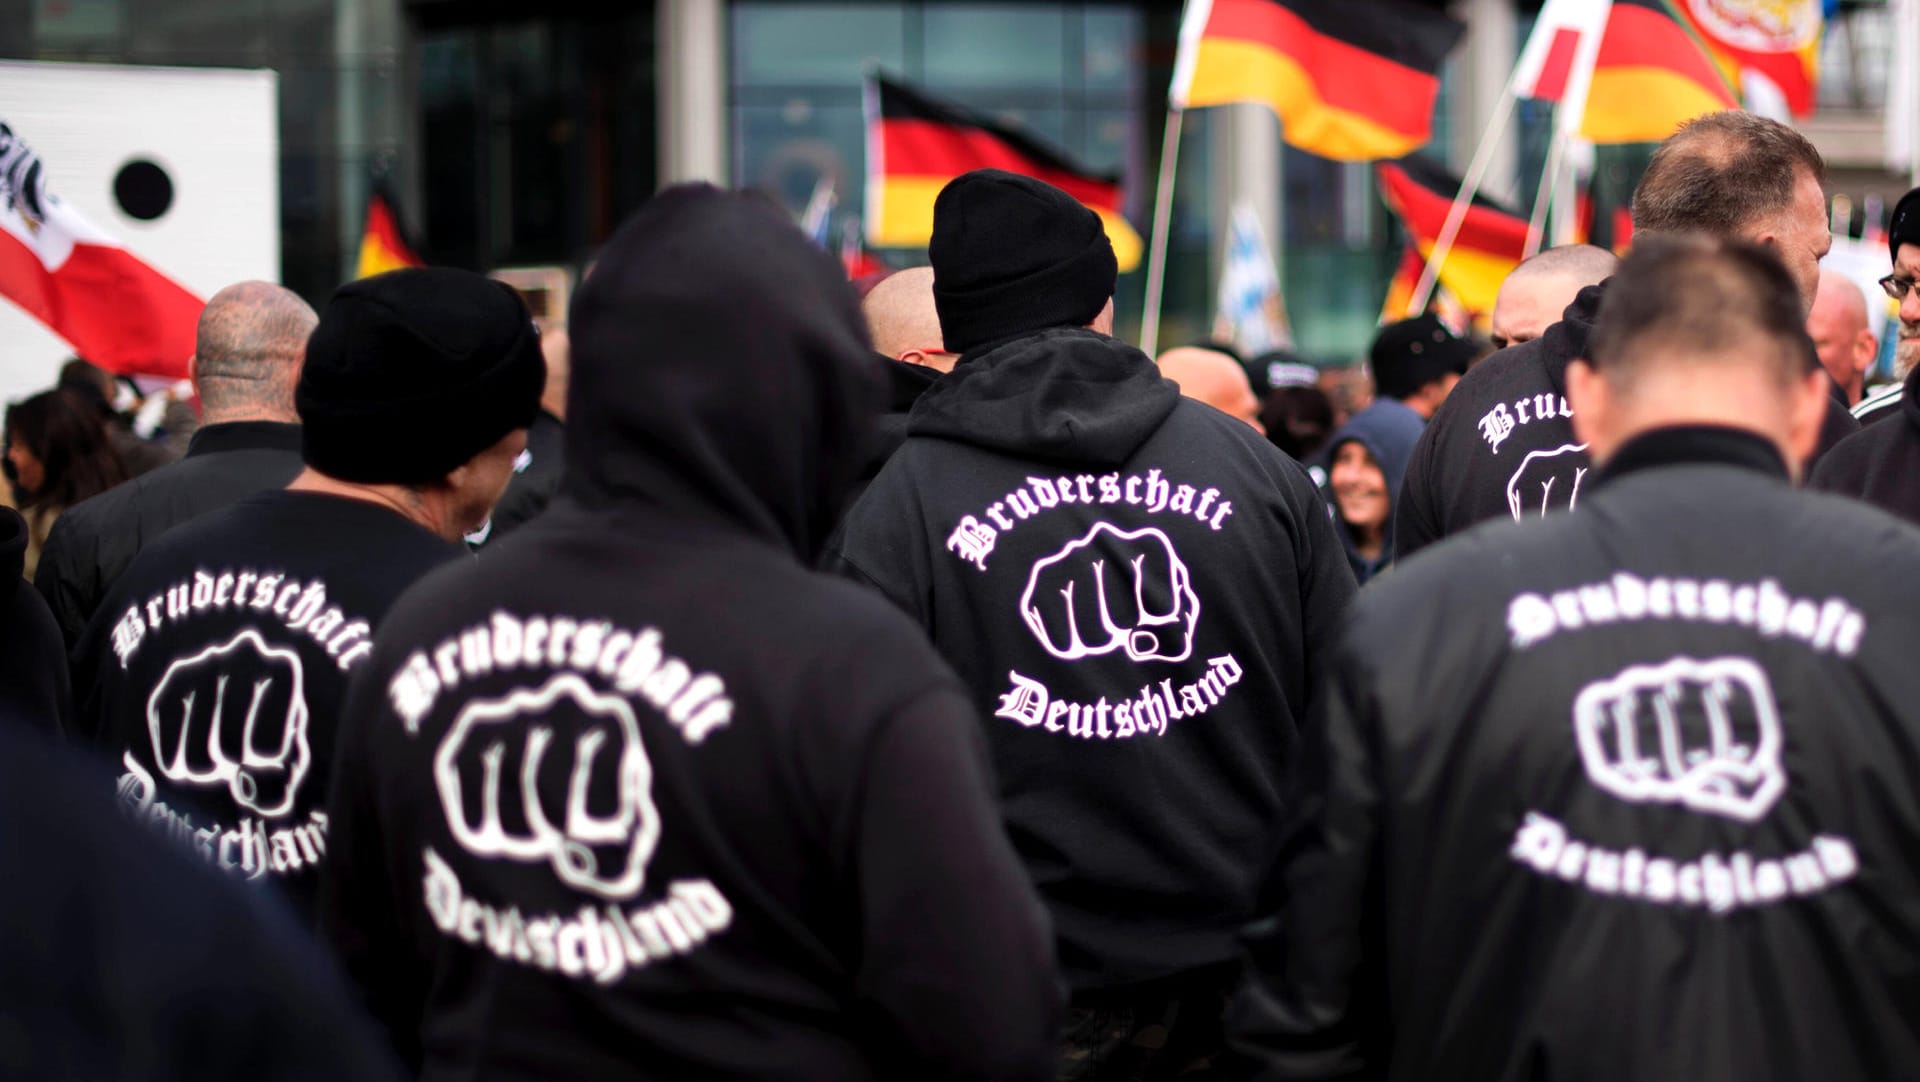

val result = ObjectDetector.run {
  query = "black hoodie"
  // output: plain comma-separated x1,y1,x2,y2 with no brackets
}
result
825,326,1357,993
1810,361,1920,524
0,507,69,734
1396,282,1859,562
317,185,1060,1082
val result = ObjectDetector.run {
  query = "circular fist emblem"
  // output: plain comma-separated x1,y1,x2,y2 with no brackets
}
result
145,629,311,818
435,673,661,901
1020,523,1200,664
1573,656,1787,822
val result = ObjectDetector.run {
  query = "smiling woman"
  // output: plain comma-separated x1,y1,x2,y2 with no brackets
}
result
1324,399,1425,584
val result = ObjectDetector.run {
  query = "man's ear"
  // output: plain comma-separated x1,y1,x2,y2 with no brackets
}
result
1566,358,1606,450
1787,368,1829,479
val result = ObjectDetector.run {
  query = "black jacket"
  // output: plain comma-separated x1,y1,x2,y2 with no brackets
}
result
37,420,304,651
1853,378,1903,426
847,354,941,507
473,408,564,546
826,327,1356,993
0,507,70,735
1395,284,1859,561
318,187,1060,1082
1810,361,1920,524
1231,425,1920,1080
0,726,405,1081
71,491,464,918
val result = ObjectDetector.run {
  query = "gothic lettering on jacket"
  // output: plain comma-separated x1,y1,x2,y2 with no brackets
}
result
1505,443,1590,521
944,468,1236,573
388,611,733,742
116,753,331,881
1020,524,1199,664
109,567,374,672
1476,392,1575,453
402,629,737,986
994,654,1244,740
1510,653,1859,915
1505,573,1867,656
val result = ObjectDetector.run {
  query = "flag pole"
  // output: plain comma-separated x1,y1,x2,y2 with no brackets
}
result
1407,80,1518,316
1522,126,1567,259
1140,105,1186,358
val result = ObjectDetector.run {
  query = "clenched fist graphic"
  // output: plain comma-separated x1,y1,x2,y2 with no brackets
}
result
435,673,661,901
1020,523,1200,664
145,629,311,818
1573,656,1787,822
1506,443,1589,522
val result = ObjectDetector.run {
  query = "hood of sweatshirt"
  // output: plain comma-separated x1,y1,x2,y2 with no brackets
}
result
561,184,882,562
1539,281,1606,397
906,327,1179,468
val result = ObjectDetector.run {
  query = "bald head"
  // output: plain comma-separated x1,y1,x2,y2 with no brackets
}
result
192,281,316,424
861,267,956,372
1158,346,1264,434
1491,245,1618,351
1807,268,1877,404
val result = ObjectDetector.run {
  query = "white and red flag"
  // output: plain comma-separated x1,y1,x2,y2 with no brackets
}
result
0,121,201,380
1510,0,1614,134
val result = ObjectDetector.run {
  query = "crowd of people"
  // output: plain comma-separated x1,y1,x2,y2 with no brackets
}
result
7,107,1920,1080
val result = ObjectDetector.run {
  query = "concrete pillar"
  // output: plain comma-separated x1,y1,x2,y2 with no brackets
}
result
1451,0,1519,203
658,0,728,186
1210,103,1283,322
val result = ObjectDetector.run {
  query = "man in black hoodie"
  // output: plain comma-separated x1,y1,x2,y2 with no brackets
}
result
317,185,1060,1082
38,281,315,652
1395,111,1856,562
0,506,68,733
853,266,955,497
71,268,542,918
1810,188,1920,520
826,169,1355,1077
1232,235,1920,1082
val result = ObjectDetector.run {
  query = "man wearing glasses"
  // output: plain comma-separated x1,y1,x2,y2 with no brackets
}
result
1811,188,1920,523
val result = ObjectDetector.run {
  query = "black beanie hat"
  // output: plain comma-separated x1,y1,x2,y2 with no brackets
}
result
1889,187,1920,262
298,267,545,484
1370,314,1473,401
930,169,1118,354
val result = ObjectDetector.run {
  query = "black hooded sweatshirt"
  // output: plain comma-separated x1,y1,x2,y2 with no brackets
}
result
825,326,1357,993
1810,361,1920,524
0,507,70,734
69,489,465,918
317,186,1060,1082
1396,283,1859,562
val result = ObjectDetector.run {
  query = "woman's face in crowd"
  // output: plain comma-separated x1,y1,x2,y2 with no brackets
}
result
4,435,43,496
1330,441,1388,533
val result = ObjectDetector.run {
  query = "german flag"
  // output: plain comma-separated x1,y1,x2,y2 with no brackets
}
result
1379,244,1427,324
1375,154,1528,318
864,76,1143,270
356,180,424,279
1170,0,1464,161
1583,0,1739,144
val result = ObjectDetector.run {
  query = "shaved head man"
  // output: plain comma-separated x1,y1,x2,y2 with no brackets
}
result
1807,268,1878,406
1158,345,1267,434
1491,245,1619,351
862,266,956,372
36,281,317,648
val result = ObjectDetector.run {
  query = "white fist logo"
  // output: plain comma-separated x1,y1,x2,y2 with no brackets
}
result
435,673,661,901
145,629,311,818
1507,442,1590,521
1020,523,1200,663
1573,656,1787,822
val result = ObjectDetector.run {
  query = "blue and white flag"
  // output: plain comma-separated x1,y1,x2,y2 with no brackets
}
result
1213,203,1291,355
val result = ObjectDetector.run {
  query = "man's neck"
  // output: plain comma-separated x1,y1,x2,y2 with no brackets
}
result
201,409,299,427
284,468,448,538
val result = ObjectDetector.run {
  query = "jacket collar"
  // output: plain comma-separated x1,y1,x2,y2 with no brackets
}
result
184,420,303,459
1592,424,1788,489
